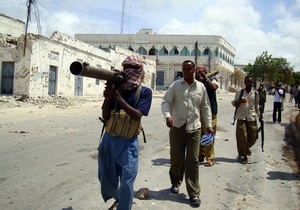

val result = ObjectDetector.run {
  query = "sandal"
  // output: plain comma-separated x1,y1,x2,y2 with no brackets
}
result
204,159,214,167
241,158,247,164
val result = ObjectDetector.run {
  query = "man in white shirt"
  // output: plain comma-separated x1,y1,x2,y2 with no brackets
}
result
272,84,284,123
161,60,213,207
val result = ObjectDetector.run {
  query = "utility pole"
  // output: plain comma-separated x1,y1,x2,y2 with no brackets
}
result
120,0,125,34
24,0,33,56
208,53,211,72
195,41,198,68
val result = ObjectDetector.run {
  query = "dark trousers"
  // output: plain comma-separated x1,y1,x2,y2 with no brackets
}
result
169,125,201,197
273,102,282,123
295,95,299,106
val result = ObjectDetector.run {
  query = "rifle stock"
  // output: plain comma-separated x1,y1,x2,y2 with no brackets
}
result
232,89,244,126
231,109,237,125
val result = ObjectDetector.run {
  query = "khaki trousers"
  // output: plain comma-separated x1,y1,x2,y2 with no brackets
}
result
199,113,217,160
236,120,258,157
169,124,201,197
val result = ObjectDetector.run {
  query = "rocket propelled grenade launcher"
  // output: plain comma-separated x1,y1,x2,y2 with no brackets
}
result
69,61,124,85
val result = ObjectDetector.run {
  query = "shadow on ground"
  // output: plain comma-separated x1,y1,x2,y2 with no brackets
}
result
134,188,199,208
266,171,300,181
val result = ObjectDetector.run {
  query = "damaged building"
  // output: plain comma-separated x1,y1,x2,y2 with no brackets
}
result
0,14,156,97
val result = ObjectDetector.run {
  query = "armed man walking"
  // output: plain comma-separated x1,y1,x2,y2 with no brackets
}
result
231,76,260,164
98,55,152,210
195,65,218,167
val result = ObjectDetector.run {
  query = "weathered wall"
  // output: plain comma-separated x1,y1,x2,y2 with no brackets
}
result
0,31,156,97
0,14,25,37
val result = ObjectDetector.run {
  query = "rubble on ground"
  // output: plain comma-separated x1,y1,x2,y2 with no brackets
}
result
0,90,167,108
0,94,103,108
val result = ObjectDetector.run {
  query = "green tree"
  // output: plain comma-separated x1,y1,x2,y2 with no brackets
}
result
271,57,293,84
244,51,294,85
291,71,300,85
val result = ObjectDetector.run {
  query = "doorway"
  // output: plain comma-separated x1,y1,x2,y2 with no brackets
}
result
1,62,14,94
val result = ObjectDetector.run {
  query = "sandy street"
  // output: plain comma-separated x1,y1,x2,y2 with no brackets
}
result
0,91,299,210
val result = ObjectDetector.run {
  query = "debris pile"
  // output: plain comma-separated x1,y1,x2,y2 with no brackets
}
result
0,94,103,108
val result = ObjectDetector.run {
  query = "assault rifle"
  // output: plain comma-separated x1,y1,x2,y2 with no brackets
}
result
258,106,265,152
231,89,244,126
259,117,264,152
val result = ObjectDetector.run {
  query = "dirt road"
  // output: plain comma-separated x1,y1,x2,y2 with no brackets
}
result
0,92,299,210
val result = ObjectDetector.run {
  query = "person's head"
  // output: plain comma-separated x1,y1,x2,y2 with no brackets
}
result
182,60,195,84
121,55,143,90
195,65,207,81
259,82,264,89
196,65,207,74
244,76,253,90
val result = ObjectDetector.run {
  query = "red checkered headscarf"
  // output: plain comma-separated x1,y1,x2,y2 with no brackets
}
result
122,55,143,90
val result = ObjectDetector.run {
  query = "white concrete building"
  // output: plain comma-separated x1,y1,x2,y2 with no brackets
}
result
0,15,156,97
75,28,237,91
0,13,25,37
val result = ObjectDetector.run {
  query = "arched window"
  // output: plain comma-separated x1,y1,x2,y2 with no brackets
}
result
180,46,190,56
149,46,157,55
128,45,134,52
191,48,201,56
137,46,147,55
215,48,219,56
159,46,169,56
170,46,179,56
203,47,210,56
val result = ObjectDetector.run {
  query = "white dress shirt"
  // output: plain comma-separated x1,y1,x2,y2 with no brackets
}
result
161,78,212,130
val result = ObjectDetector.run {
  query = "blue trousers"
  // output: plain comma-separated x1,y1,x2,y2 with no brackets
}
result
98,133,139,210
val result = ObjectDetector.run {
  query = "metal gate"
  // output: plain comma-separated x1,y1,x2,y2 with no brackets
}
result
1,62,14,94
74,75,83,96
48,65,57,95
156,71,164,86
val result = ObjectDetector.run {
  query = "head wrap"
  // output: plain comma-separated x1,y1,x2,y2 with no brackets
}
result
122,55,143,90
196,65,207,74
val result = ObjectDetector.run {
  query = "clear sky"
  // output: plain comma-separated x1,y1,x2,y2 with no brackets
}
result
1,0,300,71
